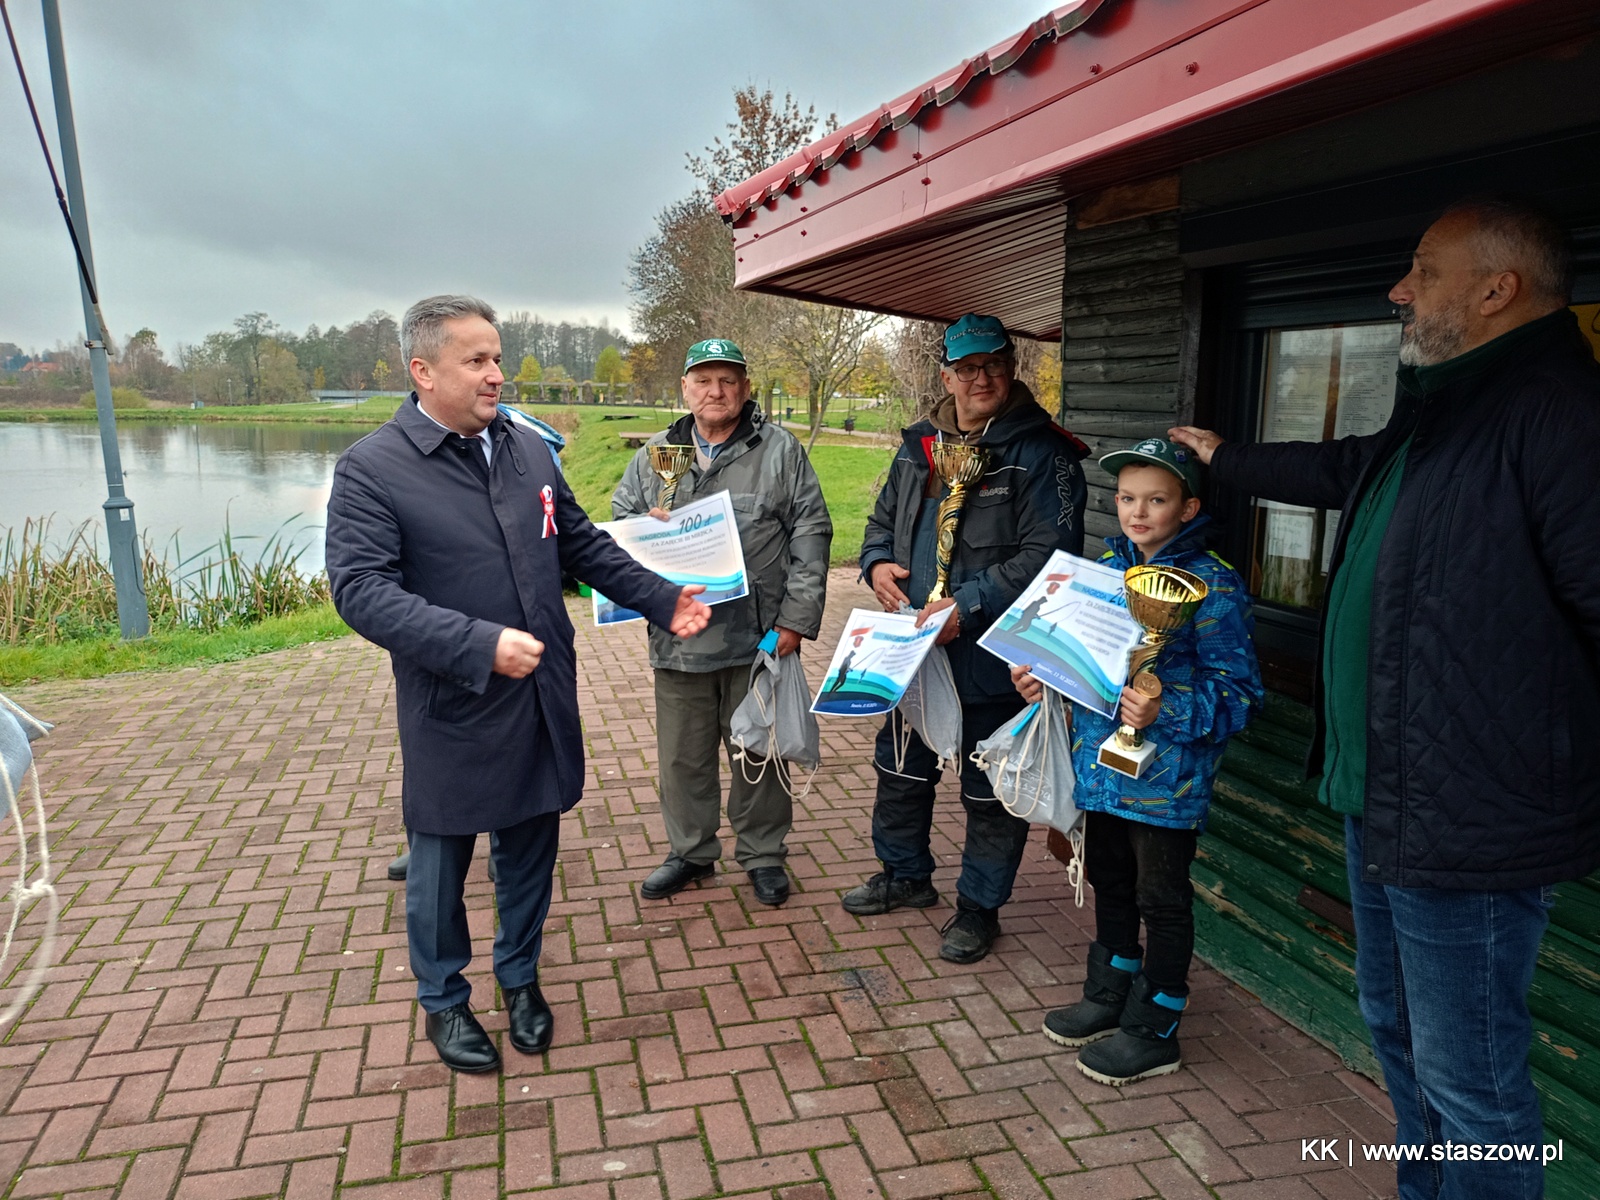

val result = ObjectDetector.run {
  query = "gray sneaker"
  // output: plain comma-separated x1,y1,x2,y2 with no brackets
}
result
841,872,938,916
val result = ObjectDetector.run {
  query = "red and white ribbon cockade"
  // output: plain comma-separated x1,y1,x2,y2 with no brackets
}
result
540,485,558,538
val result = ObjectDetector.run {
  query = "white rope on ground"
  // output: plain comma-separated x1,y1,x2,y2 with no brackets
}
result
0,694,58,1029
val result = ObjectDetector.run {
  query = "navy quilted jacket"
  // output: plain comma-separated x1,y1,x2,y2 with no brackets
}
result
1212,310,1600,889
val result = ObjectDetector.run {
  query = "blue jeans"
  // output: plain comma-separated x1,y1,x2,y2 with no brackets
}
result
870,700,1030,910
406,810,560,1013
1345,817,1552,1200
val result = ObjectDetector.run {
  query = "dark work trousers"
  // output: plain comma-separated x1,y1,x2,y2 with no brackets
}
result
1084,810,1199,996
406,809,560,1013
655,664,791,870
871,699,1030,910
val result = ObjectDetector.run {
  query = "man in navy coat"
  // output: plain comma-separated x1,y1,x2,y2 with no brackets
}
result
327,295,709,1073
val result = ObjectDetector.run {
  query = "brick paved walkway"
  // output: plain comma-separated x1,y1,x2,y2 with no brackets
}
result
2,568,1400,1199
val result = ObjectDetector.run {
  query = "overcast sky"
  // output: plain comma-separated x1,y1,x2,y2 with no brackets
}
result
0,1,1049,354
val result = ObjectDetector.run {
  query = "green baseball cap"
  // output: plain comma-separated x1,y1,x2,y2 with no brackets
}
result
1099,436,1202,495
683,338,747,372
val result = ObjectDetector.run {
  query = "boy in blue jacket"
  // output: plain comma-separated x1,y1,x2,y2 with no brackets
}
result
1014,437,1262,1085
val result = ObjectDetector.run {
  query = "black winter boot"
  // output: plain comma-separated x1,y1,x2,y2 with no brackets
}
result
1076,974,1185,1086
1042,942,1138,1048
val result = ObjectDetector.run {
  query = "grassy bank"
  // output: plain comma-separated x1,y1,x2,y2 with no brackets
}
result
0,603,349,686
557,409,891,565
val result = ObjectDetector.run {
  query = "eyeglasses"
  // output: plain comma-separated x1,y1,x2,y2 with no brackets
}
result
950,359,1011,382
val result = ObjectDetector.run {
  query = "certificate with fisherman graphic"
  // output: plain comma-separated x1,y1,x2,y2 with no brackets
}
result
811,606,953,716
592,491,748,625
977,551,1142,718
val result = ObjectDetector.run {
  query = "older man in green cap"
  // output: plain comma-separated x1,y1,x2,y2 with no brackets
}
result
614,339,832,906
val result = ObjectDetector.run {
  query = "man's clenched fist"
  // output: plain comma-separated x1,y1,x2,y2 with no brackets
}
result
493,628,544,677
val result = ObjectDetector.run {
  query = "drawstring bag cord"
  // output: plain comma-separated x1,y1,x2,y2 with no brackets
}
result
0,695,59,1028
731,662,818,802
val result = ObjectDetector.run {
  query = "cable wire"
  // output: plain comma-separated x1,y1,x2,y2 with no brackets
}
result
1,0,114,351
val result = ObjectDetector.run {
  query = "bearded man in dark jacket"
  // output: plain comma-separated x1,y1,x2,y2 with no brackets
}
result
848,313,1089,964
1173,200,1600,1200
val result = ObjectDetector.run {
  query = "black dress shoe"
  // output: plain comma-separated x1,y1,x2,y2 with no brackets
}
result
748,866,790,906
424,1003,500,1073
504,983,554,1054
641,857,715,900
387,851,410,882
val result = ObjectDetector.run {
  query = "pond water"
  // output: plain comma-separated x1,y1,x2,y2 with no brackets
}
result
0,421,369,573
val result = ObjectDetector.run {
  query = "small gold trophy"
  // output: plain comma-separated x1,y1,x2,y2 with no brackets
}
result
1097,564,1209,779
647,444,695,510
926,440,990,603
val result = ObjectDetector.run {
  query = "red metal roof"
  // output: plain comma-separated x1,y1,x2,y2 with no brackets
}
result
717,0,1600,338
714,1,1109,225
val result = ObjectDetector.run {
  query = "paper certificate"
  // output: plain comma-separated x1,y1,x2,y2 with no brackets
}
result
591,492,748,625
976,551,1143,718
811,606,954,716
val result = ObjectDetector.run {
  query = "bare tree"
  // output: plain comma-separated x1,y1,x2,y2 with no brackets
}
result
686,87,836,196
630,86,843,417
885,319,948,432
774,304,882,451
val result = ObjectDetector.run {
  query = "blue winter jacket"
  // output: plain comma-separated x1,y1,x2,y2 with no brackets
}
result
1071,514,1263,831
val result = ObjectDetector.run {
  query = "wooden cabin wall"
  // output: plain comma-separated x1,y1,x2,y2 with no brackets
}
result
1056,209,1197,545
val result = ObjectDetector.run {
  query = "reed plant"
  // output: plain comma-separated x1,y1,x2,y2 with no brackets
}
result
0,516,330,646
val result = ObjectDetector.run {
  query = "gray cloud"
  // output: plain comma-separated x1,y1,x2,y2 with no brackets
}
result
1,0,1047,351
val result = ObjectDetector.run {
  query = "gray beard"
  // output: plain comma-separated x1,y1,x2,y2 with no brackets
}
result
1397,302,1471,367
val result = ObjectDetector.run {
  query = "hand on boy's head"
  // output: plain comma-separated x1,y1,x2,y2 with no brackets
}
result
1118,685,1160,730
1010,664,1044,704
1168,426,1224,465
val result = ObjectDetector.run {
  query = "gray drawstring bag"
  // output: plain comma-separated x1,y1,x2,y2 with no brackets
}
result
1,697,50,797
973,690,1086,904
730,648,821,792
896,643,962,770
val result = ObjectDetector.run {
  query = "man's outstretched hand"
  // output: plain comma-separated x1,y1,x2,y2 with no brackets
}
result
670,585,712,637
1167,426,1225,465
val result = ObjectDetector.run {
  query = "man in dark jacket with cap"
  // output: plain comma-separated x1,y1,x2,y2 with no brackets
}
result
1172,199,1600,1199
849,313,1089,964
327,295,710,1074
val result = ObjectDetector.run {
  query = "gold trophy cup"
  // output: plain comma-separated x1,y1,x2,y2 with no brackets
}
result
1096,564,1209,779
647,443,695,510
926,440,990,603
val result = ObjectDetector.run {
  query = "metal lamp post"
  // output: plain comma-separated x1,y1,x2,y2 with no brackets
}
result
40,0,147,637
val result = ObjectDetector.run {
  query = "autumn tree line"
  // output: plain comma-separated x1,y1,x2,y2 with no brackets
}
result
0,311,630,408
